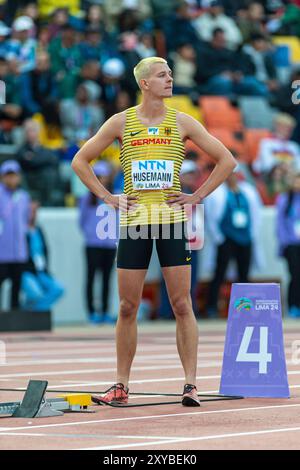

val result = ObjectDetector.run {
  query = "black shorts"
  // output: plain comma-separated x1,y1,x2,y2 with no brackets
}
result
117,222,192,269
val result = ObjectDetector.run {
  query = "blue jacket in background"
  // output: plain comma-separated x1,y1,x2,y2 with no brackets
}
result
79,193,118,249
0,183,31,263
276,192,300,255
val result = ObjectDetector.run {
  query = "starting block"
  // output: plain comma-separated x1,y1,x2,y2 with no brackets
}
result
0,380,93,418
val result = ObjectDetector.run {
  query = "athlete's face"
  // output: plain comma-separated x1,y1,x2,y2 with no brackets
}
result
144,63,173,98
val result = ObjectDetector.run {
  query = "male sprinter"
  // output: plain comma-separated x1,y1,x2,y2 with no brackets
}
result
72,57,236,406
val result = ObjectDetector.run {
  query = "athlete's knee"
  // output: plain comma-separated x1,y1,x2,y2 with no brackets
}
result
171,296,192,317
119,298,139,319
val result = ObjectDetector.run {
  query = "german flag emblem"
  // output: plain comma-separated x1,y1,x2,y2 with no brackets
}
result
164,127,172,136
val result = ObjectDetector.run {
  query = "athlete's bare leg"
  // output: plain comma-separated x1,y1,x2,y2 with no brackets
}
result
162,265,199,385
116,268,148,388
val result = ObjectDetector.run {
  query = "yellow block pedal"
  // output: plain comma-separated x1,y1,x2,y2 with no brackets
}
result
58,394,92,407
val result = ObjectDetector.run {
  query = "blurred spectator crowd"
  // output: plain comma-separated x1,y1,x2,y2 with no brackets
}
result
1,0,300,320
0,0,300,206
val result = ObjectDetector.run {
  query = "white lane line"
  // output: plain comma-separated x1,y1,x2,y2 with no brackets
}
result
1,382,218,395
3,346,179,357
0,403,300,433
2,339,223,352
2,363,300,382
0,375,221,392
1,352,224,367
80,426,300,450
4,345,224,357
4,331,298,349
2,433,177,441
47,374,220,387
1,433,46,437
0,363,223,379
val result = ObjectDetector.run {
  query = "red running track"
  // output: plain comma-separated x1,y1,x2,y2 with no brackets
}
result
0,320,300,450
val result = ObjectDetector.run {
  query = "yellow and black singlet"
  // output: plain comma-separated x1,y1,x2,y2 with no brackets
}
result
120,106,187,226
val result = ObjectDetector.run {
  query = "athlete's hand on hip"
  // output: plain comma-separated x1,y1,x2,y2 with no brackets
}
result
166,192,202,207
104,194,138,212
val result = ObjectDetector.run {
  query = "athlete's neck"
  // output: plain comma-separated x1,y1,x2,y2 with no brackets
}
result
137,96,166,125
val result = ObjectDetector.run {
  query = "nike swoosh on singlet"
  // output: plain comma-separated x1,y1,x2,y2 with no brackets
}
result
130,130,143,136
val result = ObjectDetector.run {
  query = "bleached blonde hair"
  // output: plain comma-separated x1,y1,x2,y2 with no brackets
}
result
133,57,167,89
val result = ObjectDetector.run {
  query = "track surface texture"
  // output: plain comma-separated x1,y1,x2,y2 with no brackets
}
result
0,320,299,450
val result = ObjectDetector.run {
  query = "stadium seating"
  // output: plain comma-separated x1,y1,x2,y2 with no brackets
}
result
38,0,81,17
199,96,243,132
243,128,271,164
272,36,300,64
208,127,246,158
238,96,275,129
165,95,203,122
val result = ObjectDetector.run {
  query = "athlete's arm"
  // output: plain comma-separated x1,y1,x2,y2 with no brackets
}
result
168,113,237,206
71,112,137,210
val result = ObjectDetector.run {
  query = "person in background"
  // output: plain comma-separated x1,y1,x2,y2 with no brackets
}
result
48,23,83,99
7,15,36,73
3,1,37,27
100,58,129,118
159,159,202,319
16,118,61,206
21,201,64,311
59,81,104,143
0,160,31,309
0,57,23,125
22,2,39,29
80,60,101,86
169,42,197,96
0,21,11,59
79,25,105,62
253,113,300,175
21,50,57,116
192,0,242,50
242,33,279,96
79,161,117,324
236,2,266,43
79,24,117,66
47,7,70,40
120,31,157,92
196,28,267,97
253,113,300,202
205,167,262,317
276,172,300,318
85,4,106,32
163,1,201,52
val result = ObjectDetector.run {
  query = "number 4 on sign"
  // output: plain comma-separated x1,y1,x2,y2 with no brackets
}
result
236,326,272,374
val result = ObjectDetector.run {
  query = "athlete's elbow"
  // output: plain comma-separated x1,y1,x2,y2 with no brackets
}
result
71,153,82,175
230,155,238,172
225,151,238,173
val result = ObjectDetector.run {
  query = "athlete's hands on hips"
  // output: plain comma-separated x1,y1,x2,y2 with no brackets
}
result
104,194,138,212
166,192,202,207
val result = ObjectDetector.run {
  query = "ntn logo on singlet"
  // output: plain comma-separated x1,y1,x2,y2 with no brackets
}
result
131,159,174,190
137,160,167,171
131,138,172,146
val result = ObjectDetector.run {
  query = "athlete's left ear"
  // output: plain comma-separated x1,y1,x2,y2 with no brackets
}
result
140,78,149,91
